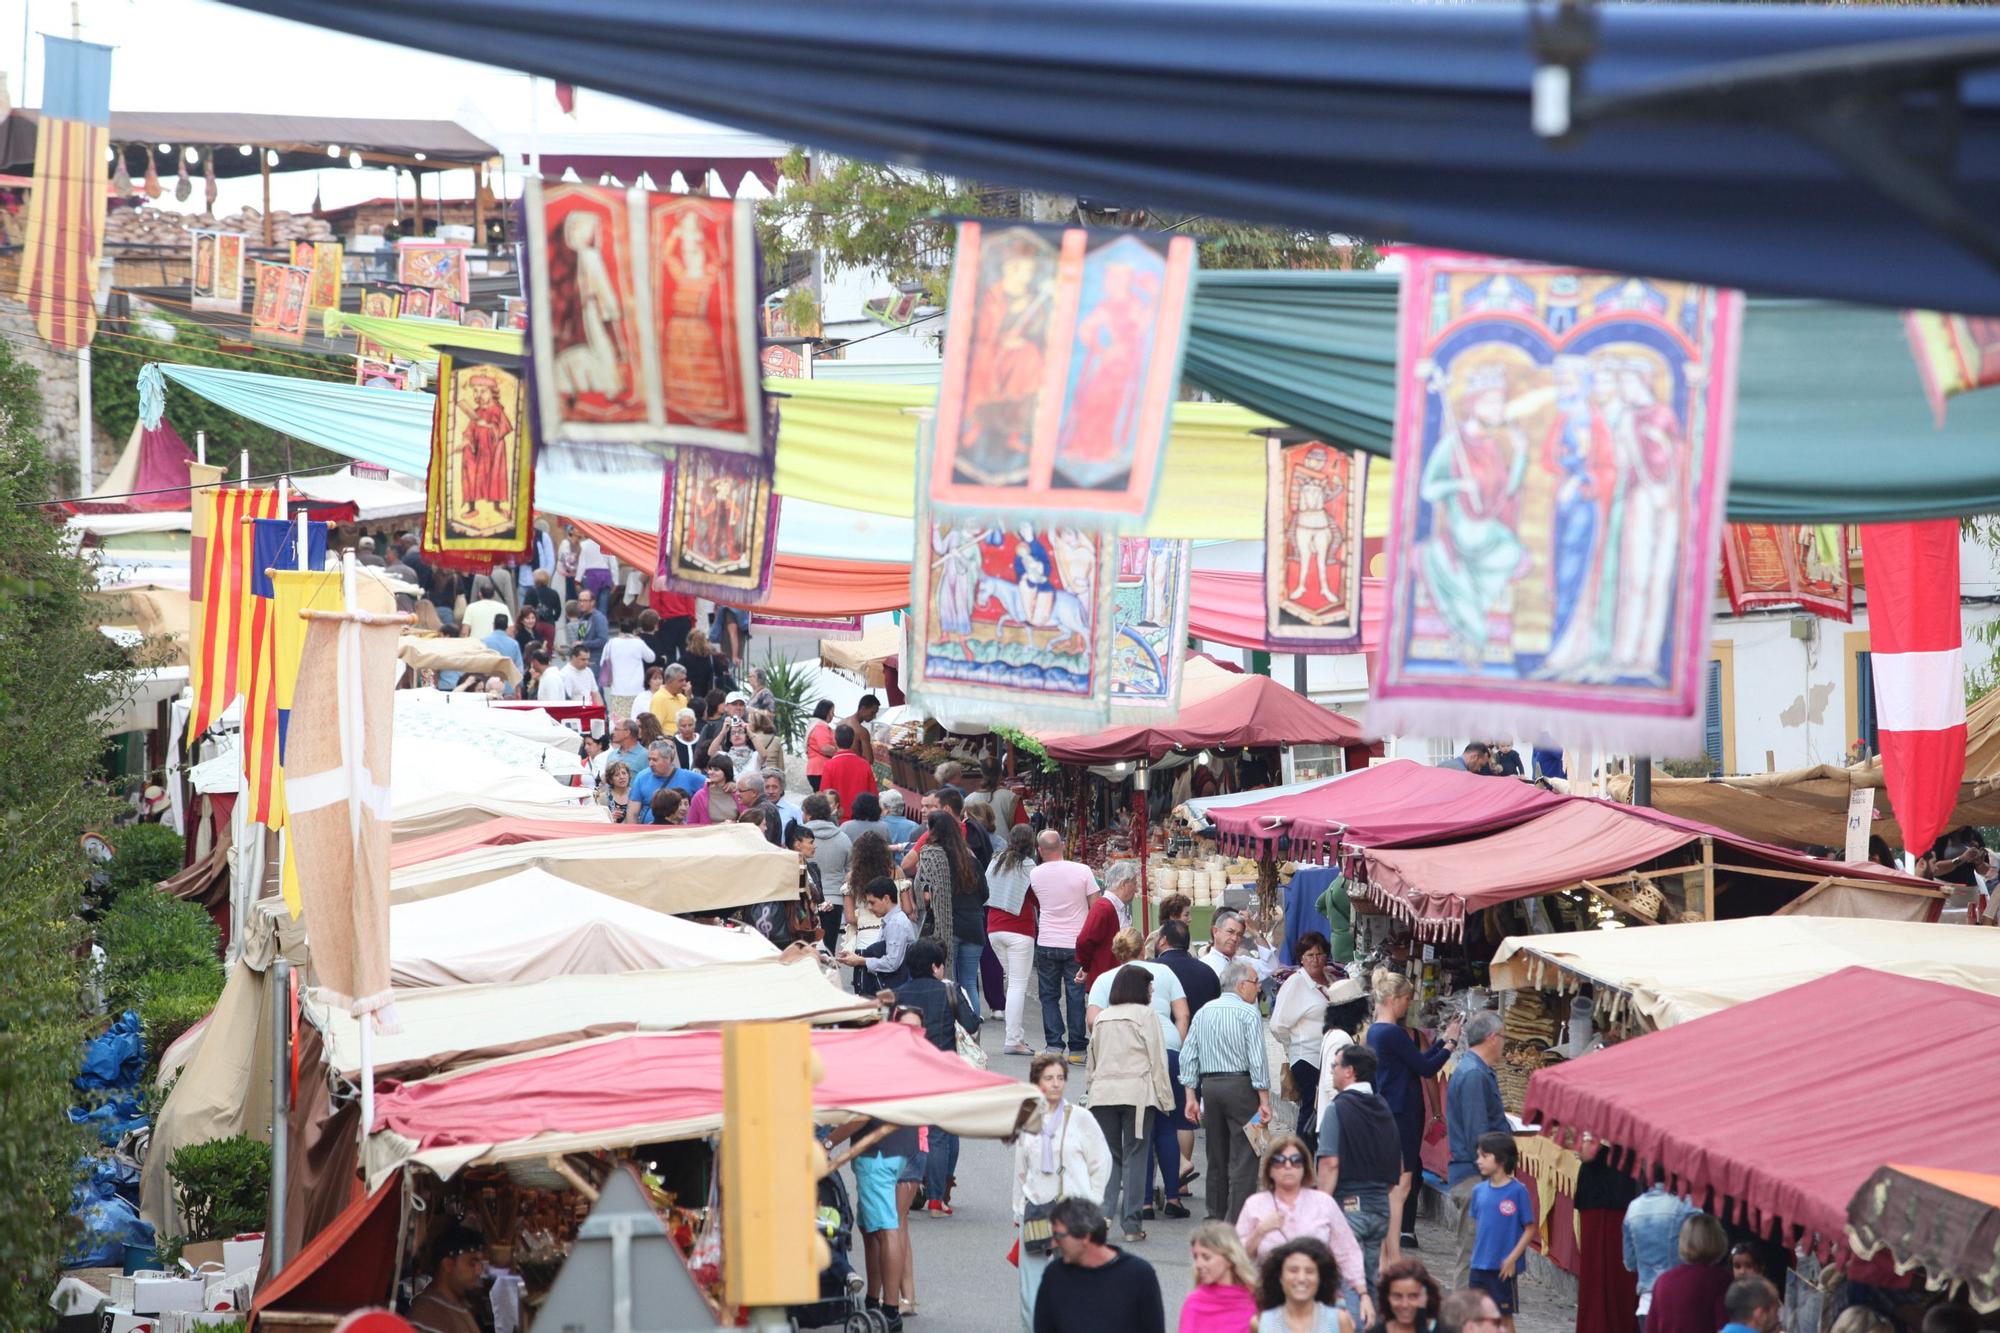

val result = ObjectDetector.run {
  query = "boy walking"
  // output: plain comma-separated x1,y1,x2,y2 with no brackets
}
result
1467,1130,1539,1333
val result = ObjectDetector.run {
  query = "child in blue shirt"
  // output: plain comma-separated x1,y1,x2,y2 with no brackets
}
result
1467,1130,1539,1333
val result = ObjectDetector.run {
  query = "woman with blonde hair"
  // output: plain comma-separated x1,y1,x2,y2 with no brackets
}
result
748,707,786,776
1180,1221,1259,1333
1237,1136,1373,1324
1644,1213,1733,1333
1364,970,1462,1259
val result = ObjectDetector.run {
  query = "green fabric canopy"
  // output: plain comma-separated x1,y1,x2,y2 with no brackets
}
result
1182,271,2000,524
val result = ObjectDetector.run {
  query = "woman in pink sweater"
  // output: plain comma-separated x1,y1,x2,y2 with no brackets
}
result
1235,1137,1375,1327
1180,1222,1259,1333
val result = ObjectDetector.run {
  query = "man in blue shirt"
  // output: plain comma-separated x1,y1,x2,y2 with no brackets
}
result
481,612,525,696
1624,1172,1700,1328
878,789,922,847
627,741,704,823
607,719,648,778
1719,1276,1780,1333
574,588,610,670
1448,1010,1512,1286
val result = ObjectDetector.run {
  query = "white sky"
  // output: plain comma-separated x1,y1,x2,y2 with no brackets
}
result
8,0,766,215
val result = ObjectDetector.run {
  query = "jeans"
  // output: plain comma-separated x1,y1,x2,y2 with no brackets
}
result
954,942,987,1023
990,930,1035,1049
924,1128,959,1202
1338,1192,1392,1292
1145,1049,1185,1204
1035,944,1086,1053
1092,1104,1155,1235
1019,1248,1051,1330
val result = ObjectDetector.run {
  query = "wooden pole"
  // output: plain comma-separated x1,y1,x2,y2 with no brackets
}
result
1696,835,1715,921
260,151,273,246
473,163,488,244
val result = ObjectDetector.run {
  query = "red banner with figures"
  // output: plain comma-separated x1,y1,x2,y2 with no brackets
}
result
1903,310,2000,424
655,446,780,604
1265,438,1367,649
1720,523,1852,621
422,351,536,571
251,262,312,345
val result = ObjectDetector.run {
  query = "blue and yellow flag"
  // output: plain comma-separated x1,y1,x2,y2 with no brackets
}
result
15,37,113,349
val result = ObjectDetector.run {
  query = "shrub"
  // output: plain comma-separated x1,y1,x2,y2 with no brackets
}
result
97,887,223,1013
101,823,185,904
167,1136,271,1241
134,970,225,1077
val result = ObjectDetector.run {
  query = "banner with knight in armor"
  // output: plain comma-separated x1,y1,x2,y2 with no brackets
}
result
1372,251,1744,752
1265,437,1367,650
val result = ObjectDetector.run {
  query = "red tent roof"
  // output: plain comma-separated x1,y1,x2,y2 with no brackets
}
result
1041,669,1367,765
388,815,653,870
68,421,198,514
1524,968,2000,1259
1209,759,1565,856
1186,570,1386,654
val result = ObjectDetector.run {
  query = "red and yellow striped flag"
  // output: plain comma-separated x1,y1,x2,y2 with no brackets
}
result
14,37,113,349
187,486,279,741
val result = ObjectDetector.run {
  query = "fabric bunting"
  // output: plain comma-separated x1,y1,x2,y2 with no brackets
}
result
1110,537,1191,718
1372,251,1744,752
524,181,766,457
422,350,536,571
654,446,780,605
189,229,247,313
1264,437,1366,649
1720,523,1851,621
1859,521,1965,859
188,484,280,742
251,262,312,345
754,612,864,639
930,220,1196,524
14,36,112,349
240,519,329,827
1902,310,2000,425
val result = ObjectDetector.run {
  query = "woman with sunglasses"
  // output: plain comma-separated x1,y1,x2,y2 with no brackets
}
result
1237,1136,1375,1327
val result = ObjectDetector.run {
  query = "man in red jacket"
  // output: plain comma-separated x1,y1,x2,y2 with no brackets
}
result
1073,861,1141,987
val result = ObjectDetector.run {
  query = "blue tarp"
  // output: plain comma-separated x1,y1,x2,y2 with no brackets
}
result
225,0,2000,312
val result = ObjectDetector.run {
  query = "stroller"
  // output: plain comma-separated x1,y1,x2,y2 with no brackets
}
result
791,1144,888,1331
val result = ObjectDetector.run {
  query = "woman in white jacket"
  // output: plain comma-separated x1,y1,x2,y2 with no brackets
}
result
1013,1053,1112,1331
1084,964,1174,1244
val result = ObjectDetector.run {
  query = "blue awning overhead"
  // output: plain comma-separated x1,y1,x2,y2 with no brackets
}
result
229,0,2000,311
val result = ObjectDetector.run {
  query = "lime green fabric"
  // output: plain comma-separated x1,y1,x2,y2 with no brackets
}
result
322,310,527,361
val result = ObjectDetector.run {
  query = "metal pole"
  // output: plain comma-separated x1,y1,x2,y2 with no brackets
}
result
77,343,92,491
267,956,291,1277
1632,755,1652,807
239,449,249,483
341,548,376,1144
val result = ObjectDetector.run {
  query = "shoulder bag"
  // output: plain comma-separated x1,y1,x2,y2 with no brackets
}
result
1020,1109,1071,1257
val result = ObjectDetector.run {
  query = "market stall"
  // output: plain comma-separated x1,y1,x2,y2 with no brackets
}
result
1208,757,1566,859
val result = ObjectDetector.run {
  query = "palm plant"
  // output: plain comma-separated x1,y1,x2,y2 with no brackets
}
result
760,654,822,754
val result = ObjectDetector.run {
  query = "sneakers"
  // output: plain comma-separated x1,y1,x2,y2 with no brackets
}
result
1066,1051,1085,1066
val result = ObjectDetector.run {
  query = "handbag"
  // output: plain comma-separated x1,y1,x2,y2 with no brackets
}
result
1020,1110,1070,1257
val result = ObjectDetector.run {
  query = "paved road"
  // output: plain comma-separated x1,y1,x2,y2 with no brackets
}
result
876,1037,1577,1333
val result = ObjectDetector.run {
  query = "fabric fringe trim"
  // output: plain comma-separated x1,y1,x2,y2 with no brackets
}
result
1365,697,1706,763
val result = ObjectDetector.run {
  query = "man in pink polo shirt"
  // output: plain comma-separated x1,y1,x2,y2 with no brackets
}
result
1030,829,1096,1062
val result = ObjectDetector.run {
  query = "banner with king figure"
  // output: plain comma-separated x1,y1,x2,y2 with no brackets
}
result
1265,437,1367,650
655,446,780,604
422,350,536,571
1372,251,1744,752
1720,523,1852,621
929,221,1197,525
250,262,311,345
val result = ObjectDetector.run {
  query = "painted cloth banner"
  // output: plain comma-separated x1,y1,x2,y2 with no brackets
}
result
1903,311,2000,425
1372,251,1744,752
396,240,470,302
525,181,765,457
929,220,1197,524
655,446,780,604
754,612,864,639
1859,521,1965,859
422,350,536,571
14,36,112,349
240,519,329,827
251,262,312,345
355,286,402,358
291,240,344,314
190,230,247,314
1110,537,1191,717
1720,523,1851,621
1265,438,1367,650
188,485,280,741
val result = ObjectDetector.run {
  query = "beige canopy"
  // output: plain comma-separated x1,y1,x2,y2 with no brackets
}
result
391,792,607,841
89,583,190,666
308,959,877,1082
398,633,521,684
389,820,799,912
820,622,901,685
1490,916,2000,1031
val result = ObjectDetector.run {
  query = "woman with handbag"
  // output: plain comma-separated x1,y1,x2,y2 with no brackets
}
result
1084,964,1174,1243
915,811,983,984
1013,1053,1111,1331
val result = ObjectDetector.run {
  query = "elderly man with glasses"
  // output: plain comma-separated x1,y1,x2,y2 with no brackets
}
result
1179,960,1273,1223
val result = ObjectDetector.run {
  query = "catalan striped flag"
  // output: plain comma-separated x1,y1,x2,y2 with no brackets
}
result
187,486,280,742
15,36,113,349
241,519,329,827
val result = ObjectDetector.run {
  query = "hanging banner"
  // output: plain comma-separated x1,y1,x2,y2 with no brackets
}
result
1719,523,1852,621
190,229,247,313
1265,438,1367,649
654,446,780,604
241,517,330,827
524,181,767,457
188,484,281,740
929,220,1196,524
400,286,435,320
15,36,112,349
1860,521,1965,859
461,307,496,330
1110,536,1192,717
352,286,401,358
1372,251,1744,752
1903,311,2000,425
422,350,536,571
355,358,409,390
396,239,470,302
291,240,343,314
754,612,864,639
250,262,312,345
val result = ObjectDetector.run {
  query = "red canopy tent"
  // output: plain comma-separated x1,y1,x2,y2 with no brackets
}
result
1209,758,1566,858
1041,666,1367,765
388,815,657,870
1524,968,2000,1264
1186,570,1385,654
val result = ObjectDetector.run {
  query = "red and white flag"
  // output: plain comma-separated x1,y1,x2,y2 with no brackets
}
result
1859,521,1964,858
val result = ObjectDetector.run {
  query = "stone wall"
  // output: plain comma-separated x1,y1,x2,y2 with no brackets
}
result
0,296,116,493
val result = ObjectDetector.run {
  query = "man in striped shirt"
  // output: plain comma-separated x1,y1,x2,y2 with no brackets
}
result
1179,960,1272,1222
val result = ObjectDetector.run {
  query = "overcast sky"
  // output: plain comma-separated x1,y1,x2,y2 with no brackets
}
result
10,0,760,215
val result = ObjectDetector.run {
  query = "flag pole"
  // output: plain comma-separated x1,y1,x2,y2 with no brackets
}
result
341,546,375,1143
195,430,206,466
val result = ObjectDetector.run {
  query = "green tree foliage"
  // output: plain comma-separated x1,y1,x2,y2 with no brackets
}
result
0,335,132,1320
100,823,186,906
97,886,225,1016
90,310,350,482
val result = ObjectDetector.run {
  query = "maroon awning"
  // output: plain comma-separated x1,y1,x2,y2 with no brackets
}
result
1041,670,1366,765
1209,759,1565,857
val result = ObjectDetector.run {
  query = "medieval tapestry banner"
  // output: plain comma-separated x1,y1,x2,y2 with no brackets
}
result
190,230,246,313
1110,536,1192,718
1903,310,2000,425
396,239,470,302
399,285,435,320
422,350,536,570
654,445,780,604
291,240,343,314
524,181,766,458
354,286,401,358
754,612,864,639
929,221,1197,524
250,261,312,345
1264,437,1367,650
1371,251,1744,752
1720,523,1852,621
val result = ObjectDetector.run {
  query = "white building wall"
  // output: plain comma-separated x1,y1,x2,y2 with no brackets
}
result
816,263,942,365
